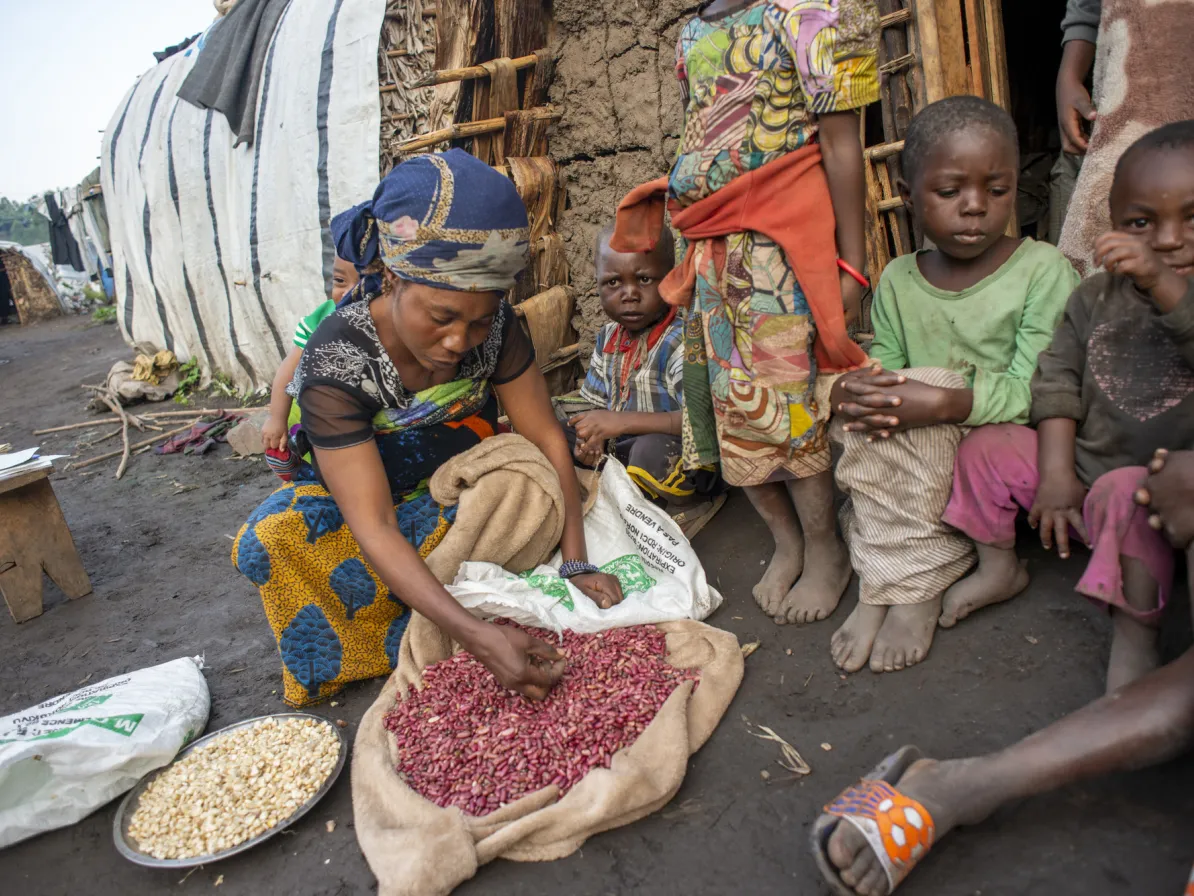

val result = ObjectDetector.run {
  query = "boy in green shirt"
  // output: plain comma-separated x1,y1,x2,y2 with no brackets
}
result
827,96,1079,675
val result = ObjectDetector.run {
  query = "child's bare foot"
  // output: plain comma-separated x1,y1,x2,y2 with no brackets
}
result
752,539,804,616
831,602,887,672
1106,609,1160,693
774,535,852,624
744,483,805,616
869,598,941,672
939,545,1029,628
825,756,997,895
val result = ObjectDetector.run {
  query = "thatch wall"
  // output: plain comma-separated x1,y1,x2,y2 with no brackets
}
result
1,248,61,324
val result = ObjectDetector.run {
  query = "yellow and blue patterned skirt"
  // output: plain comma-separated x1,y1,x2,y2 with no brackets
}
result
232,477,455,706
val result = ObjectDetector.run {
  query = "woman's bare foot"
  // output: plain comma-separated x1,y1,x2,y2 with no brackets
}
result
774,535,852,624
825,757,994,895
939,544,1029,628
832,602,887,672
869,598,942,673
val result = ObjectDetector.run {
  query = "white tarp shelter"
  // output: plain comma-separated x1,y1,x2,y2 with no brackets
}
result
101,0,386,390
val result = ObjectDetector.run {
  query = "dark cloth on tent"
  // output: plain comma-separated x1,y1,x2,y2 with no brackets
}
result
154,33,200,63
176,0,293,147
44,194,84,272
0,265,15,323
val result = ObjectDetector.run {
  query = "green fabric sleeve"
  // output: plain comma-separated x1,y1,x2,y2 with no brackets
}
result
966,254,1079,426
867,272,909,371
293,300,337,349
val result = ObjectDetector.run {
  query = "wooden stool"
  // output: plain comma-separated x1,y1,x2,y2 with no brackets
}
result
0,467,92,622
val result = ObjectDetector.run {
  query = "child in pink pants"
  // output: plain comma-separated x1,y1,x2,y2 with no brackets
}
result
941,121,1194,693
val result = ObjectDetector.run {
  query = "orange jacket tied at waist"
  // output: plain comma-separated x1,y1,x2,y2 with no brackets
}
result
610,143,868,373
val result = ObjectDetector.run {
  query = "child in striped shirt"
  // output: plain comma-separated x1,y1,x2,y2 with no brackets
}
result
569,224,723,534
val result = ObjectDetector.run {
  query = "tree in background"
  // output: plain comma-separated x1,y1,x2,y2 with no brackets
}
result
0,197,50,246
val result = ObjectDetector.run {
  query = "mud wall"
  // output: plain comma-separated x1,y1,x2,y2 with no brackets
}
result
549,0,700,345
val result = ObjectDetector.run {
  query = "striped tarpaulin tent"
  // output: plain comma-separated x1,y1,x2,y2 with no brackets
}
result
101,0,385,390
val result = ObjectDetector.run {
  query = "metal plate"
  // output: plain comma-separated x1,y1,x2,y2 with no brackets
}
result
113,712,347,869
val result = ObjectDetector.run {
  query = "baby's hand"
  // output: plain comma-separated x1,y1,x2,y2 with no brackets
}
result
1093,231,1187,307
1028,472,1088,559
260,414,290,452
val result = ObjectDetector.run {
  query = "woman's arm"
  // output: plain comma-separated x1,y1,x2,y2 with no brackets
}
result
818,109,868,329
495,364,625,608
314,440,564,698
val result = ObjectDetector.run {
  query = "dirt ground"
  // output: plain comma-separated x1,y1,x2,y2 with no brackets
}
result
2,315,1193,895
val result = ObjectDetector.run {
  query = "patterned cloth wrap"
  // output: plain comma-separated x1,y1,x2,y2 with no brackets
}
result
671,0,878,486
234,149,531,707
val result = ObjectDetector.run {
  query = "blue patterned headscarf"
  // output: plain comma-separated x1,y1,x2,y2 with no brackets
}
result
332,149,529,295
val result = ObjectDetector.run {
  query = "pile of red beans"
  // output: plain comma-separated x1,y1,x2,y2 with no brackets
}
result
383,623,698,817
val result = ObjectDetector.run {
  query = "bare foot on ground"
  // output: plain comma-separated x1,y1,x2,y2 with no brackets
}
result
825,757,992,895
831,602,887,672
869,598,942,673
752,540,803,617
939,545,1029,628
773,535,852,624
1106,610,1160,694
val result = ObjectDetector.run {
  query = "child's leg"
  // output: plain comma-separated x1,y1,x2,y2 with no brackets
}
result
830,368,975,673
624,433,698,505
939,423,1039,627
773,469,852,624
744,483,805,616
1079,466,1174,693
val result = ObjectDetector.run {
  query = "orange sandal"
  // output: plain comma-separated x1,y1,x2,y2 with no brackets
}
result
811,745,936,895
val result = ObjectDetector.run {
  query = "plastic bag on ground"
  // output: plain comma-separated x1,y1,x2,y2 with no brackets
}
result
0,656,210,849
446,457,722,633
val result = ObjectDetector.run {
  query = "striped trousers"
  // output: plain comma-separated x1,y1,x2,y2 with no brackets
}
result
831,368,976,606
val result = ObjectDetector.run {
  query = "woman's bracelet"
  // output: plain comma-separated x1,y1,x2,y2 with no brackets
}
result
836,257,870,288
559,560,600,579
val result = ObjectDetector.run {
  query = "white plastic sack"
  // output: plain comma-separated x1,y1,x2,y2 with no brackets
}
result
0,656,210,849
448,457,722,633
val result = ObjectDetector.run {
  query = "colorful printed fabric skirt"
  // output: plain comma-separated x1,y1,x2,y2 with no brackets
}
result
684,232,831,487
232,476,455,707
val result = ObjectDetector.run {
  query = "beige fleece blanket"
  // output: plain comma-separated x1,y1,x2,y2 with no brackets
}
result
353,615,743,896
1057,0,1194,275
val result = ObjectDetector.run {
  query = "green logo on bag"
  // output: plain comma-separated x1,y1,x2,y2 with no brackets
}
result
58,695,111,713
601,554,657,596
518,555,656,613
518,571,574,611
87,713,144,737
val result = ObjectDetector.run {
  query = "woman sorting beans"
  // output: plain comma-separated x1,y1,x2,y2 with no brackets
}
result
233,150,623,707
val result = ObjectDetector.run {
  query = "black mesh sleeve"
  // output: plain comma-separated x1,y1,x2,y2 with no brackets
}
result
298,383,376,449
491,309,536,385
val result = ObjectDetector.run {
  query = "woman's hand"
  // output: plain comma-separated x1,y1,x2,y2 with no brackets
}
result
1028,473,1088,559
260,412,290,452
467,622,566,701
570,571,625,610
1136,448,1194,549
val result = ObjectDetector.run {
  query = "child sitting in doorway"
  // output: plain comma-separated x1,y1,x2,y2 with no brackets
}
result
568,224,725,537
942,121,1194,693
830,96,1079,674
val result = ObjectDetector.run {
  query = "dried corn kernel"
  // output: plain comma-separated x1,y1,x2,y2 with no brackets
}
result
127,717,339,860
